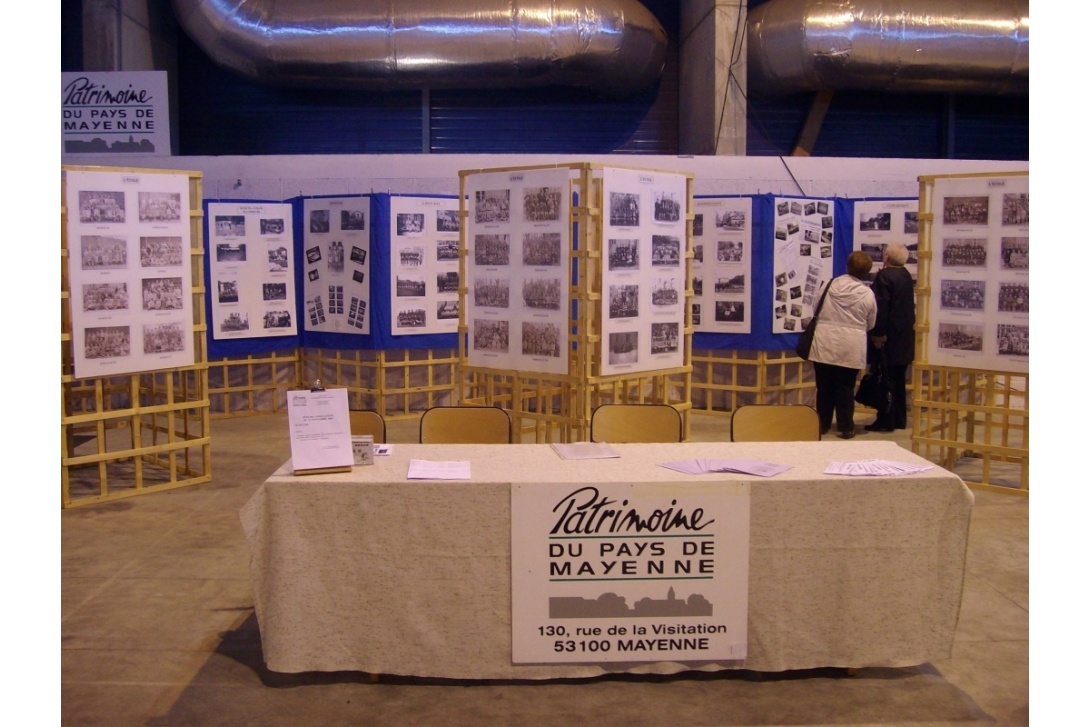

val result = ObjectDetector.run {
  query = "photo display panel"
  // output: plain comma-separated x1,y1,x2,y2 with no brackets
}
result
854,199,920,279
771,196,834,335
66,169,195,378
927,175,1028,373
691,197,753,333
208,201,297,340
465,167,573,375
389,196,460,335
302,197,370,334
600,168,688,376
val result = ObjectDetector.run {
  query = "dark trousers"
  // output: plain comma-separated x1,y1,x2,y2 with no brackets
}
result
872,364,909,429
813,362,860,434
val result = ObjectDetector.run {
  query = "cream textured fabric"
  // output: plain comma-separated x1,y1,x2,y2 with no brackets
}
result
242,441,972,678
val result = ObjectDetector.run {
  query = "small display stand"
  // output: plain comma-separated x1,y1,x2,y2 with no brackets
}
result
457,163,694,442
61,165,211,508
912,171,1029,495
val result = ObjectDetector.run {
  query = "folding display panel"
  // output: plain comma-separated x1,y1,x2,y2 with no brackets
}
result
62,165,210,508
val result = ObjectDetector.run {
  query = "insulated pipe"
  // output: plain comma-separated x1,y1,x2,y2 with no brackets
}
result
747,0,1030,96
171,0,668,96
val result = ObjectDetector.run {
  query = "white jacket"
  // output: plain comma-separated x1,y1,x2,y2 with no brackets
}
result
809,274,877,370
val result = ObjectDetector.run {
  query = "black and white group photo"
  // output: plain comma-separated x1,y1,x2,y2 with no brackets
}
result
522,321,561,358
650,322,679,354
522,277,561,310
942,238,987,267
83,282,129,312
143,322,185,354
475,189,511,224
140,236,183,267
523,232,563,267
474,234,511,266
138,192,181,223
608,330,638,365
943,196,989,225
937,322,984,352
84,325,131,359
609,191,640,227
608,284,639,318
650,235,680,266
608,238,639,270
473,318,509,352
474,278,510,308
653,190,681,222
523,187,562,222
142,277,184,311
79,190,127,223
81,235,128,270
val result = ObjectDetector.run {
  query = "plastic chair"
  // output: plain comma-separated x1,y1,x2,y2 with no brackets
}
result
348,409,387,443
729,404,820,442
590,404,683,443
419,406,513,443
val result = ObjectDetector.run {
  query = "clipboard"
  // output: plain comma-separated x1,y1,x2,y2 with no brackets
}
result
286,384,354,475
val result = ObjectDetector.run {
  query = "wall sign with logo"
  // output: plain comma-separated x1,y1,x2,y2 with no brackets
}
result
62,71,171,159
511,481,750,664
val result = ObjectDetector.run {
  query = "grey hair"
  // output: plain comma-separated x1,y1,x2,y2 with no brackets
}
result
885,242,909,266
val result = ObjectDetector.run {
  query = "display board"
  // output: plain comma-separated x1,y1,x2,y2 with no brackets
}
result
600,167,688,376
853,199,919,278
771,196,835,335
389,195,460,335
302,196,371,334
465,167,573,375
926,175,1028,372
65,169,195,378
691,196,753,333
208,201,297,339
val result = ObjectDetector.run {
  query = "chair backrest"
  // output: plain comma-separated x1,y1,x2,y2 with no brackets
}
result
590,404,683,443
419,406,513,444
348,409,386,443
729,404,820,442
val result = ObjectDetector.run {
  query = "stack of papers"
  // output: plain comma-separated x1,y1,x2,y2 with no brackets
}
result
658,459,792,477
406,459,471,480
824,459,934,476
550,442,621,460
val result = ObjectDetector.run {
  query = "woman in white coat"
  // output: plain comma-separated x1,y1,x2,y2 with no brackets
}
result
809,250,877,438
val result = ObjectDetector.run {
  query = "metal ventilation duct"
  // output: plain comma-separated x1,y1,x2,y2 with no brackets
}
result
748,0,1030,96
171,0,668,97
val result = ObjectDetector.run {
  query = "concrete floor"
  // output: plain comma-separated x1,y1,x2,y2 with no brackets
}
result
61,410,1028,726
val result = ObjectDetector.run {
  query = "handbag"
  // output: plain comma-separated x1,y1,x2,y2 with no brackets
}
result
855,350,893,414
795,282,831,360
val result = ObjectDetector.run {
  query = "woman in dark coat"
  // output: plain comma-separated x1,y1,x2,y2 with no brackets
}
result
865,242,916,431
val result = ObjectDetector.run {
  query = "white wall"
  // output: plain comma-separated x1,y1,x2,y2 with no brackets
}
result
66,153,1029,201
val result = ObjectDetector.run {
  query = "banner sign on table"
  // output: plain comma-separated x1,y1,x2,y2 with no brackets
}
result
599,168,688,375
691,197,752,333
62,71,171,159
65,169,194,378
511,481,750,664
926,175,1028,372
302,196,371,334
390,196,460,335
208,202,298,340
465,167,573,375
771,197,834,335
853,199,920,279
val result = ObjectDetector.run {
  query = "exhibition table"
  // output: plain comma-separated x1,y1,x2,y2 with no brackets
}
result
240,440,973,678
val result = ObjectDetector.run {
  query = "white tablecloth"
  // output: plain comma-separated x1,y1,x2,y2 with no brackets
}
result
241,440,973,678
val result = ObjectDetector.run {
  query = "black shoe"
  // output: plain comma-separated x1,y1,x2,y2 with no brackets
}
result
864,423,894,432
837,430,855,439
820,426,830,436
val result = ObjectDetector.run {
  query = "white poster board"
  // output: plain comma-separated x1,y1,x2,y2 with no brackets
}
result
465,167,573,375
600,168,688,375
511,481,750,664
208,202,297,339
390,196,460,335
926,175,1028,372
771,197,835,334
691,197,753,333
65,169,194,379
62,71,171,159
286,388,353,473
302,197,371,334
854,199,920,278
